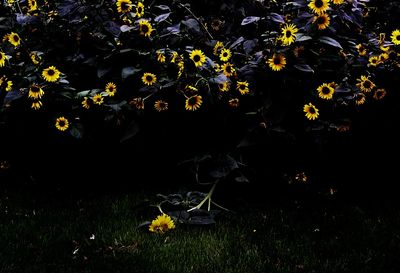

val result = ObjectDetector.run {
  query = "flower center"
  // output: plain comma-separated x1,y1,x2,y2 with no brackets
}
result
363,81,371,88
13,35,19,42
146,75,153,82
285,30,292,38
59,121,65,127
141,25,149,33
322,86,330,94
138,7,143,13
121,2,129,10
225,65,232,73
188,97,197,105
273,57,281,65
48,69,55,76
317,16,326,24
31,86,39,92
309,107,316,114
193,55,201,62
315,0,324,8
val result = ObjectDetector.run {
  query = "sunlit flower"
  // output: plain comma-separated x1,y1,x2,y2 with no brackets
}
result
308,0,330,15
116,0,132,13
268,54,286,71
211,19,224,31
236,81,249,95
93,94,104,105
105,82,117,96
329,82,338,89
28,0,37,11
135,1,145,18
0,52,7,67
7,32,21,47
0,76,13,92
317,83,334,100
313,13,330,30
331,0,344,4
149,214,175,234
280,24,298,46
82,97,91,109
129,97,145,109
356,75,375,93
356,44,367,56
373,88,386,100
219,48,232,62
28,84,44,99
190,49,206,67
303,103,319,120
354,93,366,105
293,46,305,57
368,56,380,67
379,53,389,63
295,172,308,183
170,51,179,63
154,100,168,112
185,85,198,93
213,41,224,56
139,20,153,37
142,72,157,85
185,95,203,111
177,59,185,78
390,29,400,45
218,81,230,92
55,116,69,131
30,52,41,65
380,45,390,52
228,98,240,108
42,66,60,82
157,50,166,63
221,63,235,77
31,100,42,110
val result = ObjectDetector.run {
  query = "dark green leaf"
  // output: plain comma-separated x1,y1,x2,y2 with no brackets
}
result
294,64,314,73
121,67,141,80
154,13,171,23
318,36,343,49
241,16,260,25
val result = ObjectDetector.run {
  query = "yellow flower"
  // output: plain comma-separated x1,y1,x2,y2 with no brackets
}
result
308,0,330,15
154,100,168,112
379,53,389,63
368,56,380,67
313,13,330,30
28,0,37,11
93,94,104,105
31,100,42,110
236,81,249,95
82,97,91,109
185,85,198,93
142,72,157,85
6,0,15,6
177,59,185,78
135,1,145,17
149,214,175,234
185,95,203,111
354,93,366,105
157,50,166,63
0,77,13,92
213,41,224,56
331,0,344,4
317,83,334,100
7,32,21,47
190,49,206,67
105,82,117,96
28,84,44,99
219,48,232,62
116,0,132,13
170,51,179,63
55,116,69,131
0,52,7,67
355,44,367,56
373,88,386,100
218,81,230,92
303,103,319,120
356,75,375,93
129,97,145,109
221,63,235,77
268,54,286,71
380,45,390,52
30,52,41,65
280,24,298,46
391,29,400,45
228,98,240,108
139,20,153,37
42,66,61,82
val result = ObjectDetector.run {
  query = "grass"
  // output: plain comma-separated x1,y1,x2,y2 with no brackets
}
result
1,190,400,273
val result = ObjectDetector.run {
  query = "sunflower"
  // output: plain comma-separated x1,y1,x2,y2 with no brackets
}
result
154,100,168,112
0,52,7,67
280,24,298,46
391,29,400,45
268,54,286,71
228,98,240,108
170,52,179,63
105,82,117,96
129,97,145,109
213,41,224,56
354,93,366,105
313,13,330,30
308,0,330,15
30,100,42,110
236,81,249,95
116,0,132,13
190,49,206,68
293,46,305,57
221,63,235,77
42,66,60,82
139,20,153,37
379,53,389,63
0,78,13,92
185,85,198,93
30,52,41,65
142,72,157,85
177,59,185,78
317,83,334,100
82,97,91,109
356,75,375,93
93,94,104,105
135,1,145,18
211,19,224,31
380,45,391,52
331,0,344,4
219,48,232,62
28,0,37,11
55,117,69,131
303,103,319,120
157,50,166,63
6,0,15,6
28,84,44,99
355,44,367,56
368,56,380,67
149,214,175,234
7,32,21,47
373,88,386,100
329,82,338,89
185,95,203,111
218,81,230,92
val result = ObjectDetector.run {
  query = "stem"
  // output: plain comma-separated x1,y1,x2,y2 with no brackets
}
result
187,182,218,212
178,3,213,40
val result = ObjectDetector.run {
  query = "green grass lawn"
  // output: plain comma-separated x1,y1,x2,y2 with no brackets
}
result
1,190,400,273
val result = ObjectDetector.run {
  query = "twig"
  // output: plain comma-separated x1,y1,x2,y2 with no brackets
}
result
178,3,214,40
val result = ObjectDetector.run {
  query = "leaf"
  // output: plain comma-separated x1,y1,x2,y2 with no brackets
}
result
103,21,121,37
294,64,314,73
97,66,112,78
120,25,135,32
120,122,140,143
268,13,285,23
70,126,83,139
154,5,171,11
229,36,245,49
243,39,258,55
121,67,141,80
296,33,312,42
209,74,229,84
318,36,343,49
241,16,260,25
166,23,181,34
209,155,239,178
154,13,171,23
182,19,200,33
